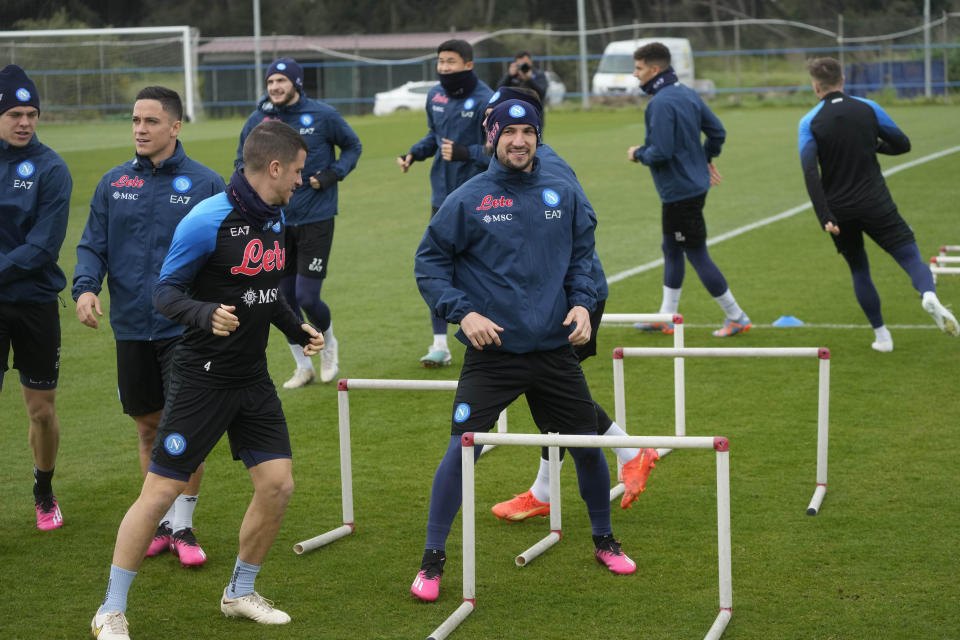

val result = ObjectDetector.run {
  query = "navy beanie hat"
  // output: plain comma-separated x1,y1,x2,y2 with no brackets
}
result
265,57,303,90
486,87,543,122
485,99,542,149
0,64,40,115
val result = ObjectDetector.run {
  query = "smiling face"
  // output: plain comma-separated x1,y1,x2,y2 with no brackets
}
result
495,123,537,172
266,73,299,107
436,50,473,75
132,99,180,164
0,105,39,147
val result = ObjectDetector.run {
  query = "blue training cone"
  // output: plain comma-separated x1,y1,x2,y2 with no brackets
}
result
772,315,804,327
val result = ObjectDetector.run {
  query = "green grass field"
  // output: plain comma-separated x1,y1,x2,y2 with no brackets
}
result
2,101,959,640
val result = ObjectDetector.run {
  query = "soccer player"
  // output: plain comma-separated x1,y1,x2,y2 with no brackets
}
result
410,100,637,603
627,42,751,337
0,64,72,531
481,88,659,520
237,57,361,388
90,120,323,640
73,86,226,565
398,39,492,368
799,57,958,350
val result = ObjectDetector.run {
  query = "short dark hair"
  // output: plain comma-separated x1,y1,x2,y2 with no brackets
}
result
633,42,671,68
242,120,308,173
807,57,843,89
135,86,183,122
437,39,473,63
515,51,532,60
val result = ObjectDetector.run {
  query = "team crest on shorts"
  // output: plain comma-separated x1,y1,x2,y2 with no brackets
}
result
454,403,471,423
164,433,187,456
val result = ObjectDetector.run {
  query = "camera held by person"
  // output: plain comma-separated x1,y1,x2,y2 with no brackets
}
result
497,52,548,102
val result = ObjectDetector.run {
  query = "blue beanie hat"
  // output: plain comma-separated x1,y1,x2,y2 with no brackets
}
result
0,64,40,115
485,99,542,149
265,57,303,90
486,87,543,122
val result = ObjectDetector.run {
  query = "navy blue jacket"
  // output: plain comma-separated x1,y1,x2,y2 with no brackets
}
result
633,83,725,204
798,91,910,226
0,135,72,303
415,154,598,354
73,141,225,340
538,144,608,302
409,80,493,208
236,92,362,225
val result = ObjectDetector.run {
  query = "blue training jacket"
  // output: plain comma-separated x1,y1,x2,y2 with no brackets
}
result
0,135,72,303
236,91,362,225
73,141,225,340
633,83,725,204
415,154,598,354
408,80,493,208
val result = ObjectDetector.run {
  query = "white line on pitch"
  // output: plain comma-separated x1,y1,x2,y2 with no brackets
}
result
602,322,937,330
606,144,960,285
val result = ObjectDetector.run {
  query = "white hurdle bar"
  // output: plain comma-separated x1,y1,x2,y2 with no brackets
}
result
600,313,683,501
939,245,960,255
930,255,960,280
293,378,507,555
613,346,830,516
426,432,732,640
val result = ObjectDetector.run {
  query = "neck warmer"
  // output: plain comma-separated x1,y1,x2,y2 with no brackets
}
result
641,68,679,96
226,169,283,229
438,69,478,99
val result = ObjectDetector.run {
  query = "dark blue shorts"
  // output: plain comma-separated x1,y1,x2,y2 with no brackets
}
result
115,337,180,416
831,206,915,255
661,193,708,248
0,301,60,391
285,218,335,280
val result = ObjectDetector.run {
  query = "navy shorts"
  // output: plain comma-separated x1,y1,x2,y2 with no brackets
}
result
150,373,291,479
116,337,179,416
662,193,708,248
449,346,597,436
831,206,915,256
573,298,605,362
0,301,60,391
285,218,335,280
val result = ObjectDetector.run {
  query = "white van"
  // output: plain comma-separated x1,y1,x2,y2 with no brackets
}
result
592,37,694,95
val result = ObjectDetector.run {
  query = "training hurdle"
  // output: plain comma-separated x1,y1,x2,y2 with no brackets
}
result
613,346,830,515
426,432,732,640
293,379,507,554
930,254,960,281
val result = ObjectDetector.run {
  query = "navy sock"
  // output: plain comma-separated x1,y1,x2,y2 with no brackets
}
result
568,441,612,537
685,245,729,297
890,242,935,294
425,435,482,550
430,312,447,335
33,466,54,499
843,248,884,327
295,274,331,332
661,234,685,289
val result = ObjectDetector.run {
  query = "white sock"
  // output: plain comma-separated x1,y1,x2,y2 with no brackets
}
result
921,291,938,307
160,503,175,528
431,333,448,351
171,494,198,533
323,323,335,344
289,342,314,370
713,289,745,320
659,286,682,314
529,456,563,503
602,421,640,462
874,325,892,344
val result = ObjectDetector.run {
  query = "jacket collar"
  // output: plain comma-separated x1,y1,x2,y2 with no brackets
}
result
132,139,186,172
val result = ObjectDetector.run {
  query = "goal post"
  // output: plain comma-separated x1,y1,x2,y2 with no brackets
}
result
0,26,199,122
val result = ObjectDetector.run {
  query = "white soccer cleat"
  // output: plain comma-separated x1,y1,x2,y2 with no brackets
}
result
91,610,130,639
220,589,291,625
319,334,339,383
871,339,893,353
282,367,315,389
922,294,959,337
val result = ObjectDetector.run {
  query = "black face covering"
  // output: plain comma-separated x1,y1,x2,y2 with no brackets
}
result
641,68,679,96
226,169,283,229
438,68,479,99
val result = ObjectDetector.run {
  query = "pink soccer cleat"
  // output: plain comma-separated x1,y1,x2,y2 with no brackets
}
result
170,528,207,566
594,536,637,575
410,550,445,602
35,494,63,531
146,522,172,557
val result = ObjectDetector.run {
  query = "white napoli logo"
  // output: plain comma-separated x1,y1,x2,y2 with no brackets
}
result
542,188,560,207
454,403,471,423
164,433,187,456
277,62,287,71
509,104,526,118
16,88,31,102
488,91,500,104
464,98,475,110
300,114,313,126
17,161,35,178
